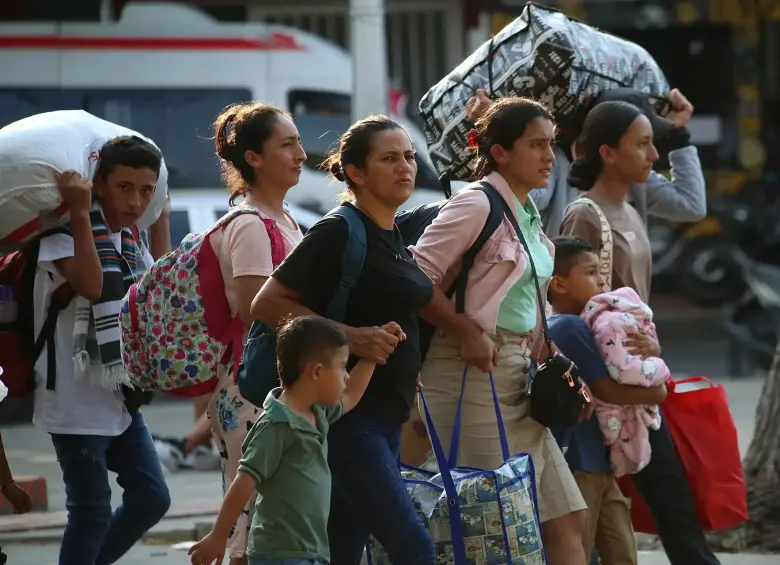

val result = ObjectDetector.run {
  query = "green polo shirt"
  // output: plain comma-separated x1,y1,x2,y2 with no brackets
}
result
238,388,343,562
496,196,553,334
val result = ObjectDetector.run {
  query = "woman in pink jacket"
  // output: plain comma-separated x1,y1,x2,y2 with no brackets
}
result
413,97,588,565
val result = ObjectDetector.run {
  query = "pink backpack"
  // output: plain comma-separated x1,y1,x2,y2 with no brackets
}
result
120,207,285,398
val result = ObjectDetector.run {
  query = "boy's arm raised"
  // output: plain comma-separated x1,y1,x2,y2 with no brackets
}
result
341,358,376,415
53,171,103,301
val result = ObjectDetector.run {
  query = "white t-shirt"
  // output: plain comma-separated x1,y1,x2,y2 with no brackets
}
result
32,232,154,436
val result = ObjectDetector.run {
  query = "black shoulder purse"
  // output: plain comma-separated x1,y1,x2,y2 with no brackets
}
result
499,199,591,428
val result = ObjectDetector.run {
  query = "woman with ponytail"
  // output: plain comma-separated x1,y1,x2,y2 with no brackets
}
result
560,101,721,565
207,101,307,565
251,115,437,565
412,97,590,565
562,101,658,303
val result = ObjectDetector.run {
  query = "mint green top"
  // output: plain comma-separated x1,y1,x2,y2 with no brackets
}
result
239,388,342,562
496,196,554,334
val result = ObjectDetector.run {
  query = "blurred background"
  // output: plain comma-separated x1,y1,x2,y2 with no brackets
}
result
0,0,777,413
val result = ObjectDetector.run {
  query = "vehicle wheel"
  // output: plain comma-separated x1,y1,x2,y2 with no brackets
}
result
677,235,745,307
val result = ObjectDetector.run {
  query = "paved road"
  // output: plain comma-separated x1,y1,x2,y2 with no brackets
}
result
0,543,776,565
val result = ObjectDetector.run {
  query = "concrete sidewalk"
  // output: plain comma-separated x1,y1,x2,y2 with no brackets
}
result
0,544,775,565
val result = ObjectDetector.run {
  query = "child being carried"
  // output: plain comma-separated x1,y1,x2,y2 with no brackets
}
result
580,286,670,476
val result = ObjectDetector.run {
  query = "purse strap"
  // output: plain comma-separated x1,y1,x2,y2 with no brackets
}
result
577,197,613,290
498,198,553,354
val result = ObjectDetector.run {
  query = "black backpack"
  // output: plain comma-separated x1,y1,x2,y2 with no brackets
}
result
395,179,505,361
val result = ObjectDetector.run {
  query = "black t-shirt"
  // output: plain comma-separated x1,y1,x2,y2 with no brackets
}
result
272,203,434,424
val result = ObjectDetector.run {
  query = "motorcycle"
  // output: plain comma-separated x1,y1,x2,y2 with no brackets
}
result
722,249,780,377
673,196,753,307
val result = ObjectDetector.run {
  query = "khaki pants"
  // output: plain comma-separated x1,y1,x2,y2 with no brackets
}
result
573,470,637,565
420,330,587,522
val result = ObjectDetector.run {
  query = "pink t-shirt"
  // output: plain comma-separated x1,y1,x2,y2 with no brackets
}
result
210,206,303,319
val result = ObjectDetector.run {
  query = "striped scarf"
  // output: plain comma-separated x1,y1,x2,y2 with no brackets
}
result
72,201,146,391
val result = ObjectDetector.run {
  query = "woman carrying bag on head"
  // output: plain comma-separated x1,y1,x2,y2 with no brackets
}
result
560,100,721,565
412,97,592,565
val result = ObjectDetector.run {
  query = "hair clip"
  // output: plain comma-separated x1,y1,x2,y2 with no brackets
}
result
468,129,479,149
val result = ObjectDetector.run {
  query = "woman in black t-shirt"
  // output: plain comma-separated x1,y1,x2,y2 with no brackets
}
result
251,115,435,565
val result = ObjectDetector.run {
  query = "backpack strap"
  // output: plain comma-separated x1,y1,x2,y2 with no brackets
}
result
35,283,76,390
209,206,286,267
448,180,505,313
324,206,367,321
23,228,77,391
205,207,287,374
578,197,613,290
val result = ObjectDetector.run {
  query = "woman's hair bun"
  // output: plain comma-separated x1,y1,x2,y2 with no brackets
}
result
567,157,601,191
330,161,345,182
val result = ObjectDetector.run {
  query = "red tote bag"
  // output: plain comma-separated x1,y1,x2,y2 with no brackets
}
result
618,376,748,533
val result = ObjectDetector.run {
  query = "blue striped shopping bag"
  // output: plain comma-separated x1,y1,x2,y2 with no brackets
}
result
367,367,547,565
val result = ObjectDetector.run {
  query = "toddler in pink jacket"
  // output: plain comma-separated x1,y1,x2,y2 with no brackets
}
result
580,286,670,476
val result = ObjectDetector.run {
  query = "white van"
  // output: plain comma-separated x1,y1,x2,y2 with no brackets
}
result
168,191,322,250
0,1,449,243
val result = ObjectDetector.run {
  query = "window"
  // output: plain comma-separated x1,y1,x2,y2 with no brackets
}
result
0,87,252,188
0,89,82,127
288,89,443,191
169,210,192,249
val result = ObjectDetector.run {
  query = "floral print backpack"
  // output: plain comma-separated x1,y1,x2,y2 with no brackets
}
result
120,207,284,398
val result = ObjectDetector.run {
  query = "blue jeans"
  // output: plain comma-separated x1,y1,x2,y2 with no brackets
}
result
50,410,171,565
327,411,435,565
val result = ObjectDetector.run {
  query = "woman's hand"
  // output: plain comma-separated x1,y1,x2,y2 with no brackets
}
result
349,324,403,365
460,331,499,373
466,89,492,123
625,331,661,359
666,88,694,128
1,481,32,514
188,531,226,565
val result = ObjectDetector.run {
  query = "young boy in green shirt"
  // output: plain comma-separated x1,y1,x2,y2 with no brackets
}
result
189,315,402,565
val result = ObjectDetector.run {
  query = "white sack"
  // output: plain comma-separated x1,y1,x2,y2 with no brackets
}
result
0,110,168,253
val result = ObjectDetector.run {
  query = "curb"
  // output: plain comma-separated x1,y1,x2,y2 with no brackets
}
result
1,520,216,545
0,498,220,541
0,476,47,516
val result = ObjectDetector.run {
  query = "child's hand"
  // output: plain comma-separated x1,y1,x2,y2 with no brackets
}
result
188,532,226,565
1,482,32,514
380,322,406,342
625,331,661,358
